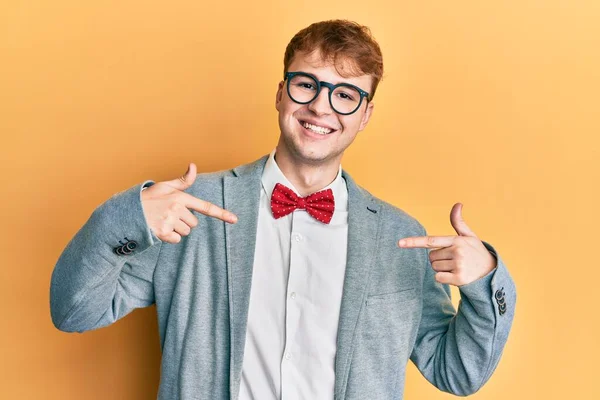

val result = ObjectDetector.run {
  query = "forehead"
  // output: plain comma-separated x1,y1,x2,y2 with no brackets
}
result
288,50,373,90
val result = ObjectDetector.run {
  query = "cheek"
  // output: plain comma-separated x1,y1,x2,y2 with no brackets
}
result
339,116,362,133
280,99,300,116
279,102,304,129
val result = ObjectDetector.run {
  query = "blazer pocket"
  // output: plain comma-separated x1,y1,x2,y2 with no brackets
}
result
366,287,417,306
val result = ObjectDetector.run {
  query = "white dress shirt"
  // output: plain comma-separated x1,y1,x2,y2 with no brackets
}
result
239,149,349,400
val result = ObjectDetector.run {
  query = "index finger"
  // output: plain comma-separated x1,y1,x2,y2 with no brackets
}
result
398,235,455,248
181,192,238,224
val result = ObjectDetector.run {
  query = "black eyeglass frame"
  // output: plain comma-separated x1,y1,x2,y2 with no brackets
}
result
284,71,371,116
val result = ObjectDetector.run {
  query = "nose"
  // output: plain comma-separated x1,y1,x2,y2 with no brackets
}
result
307,87,333,116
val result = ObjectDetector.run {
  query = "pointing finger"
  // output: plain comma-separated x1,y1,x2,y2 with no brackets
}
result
181,192,238,224
398,235,455,248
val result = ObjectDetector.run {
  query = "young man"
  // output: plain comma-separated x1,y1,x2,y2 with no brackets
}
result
50,20,516,400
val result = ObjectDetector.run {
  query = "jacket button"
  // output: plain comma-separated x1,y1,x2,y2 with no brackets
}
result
114,237,138,256
495,288,504,300
498,302,507,315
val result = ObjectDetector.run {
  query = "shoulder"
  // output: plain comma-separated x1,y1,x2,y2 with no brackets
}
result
185,167,233,197
194,166,235,183
185,155,266,200
354,182,426,236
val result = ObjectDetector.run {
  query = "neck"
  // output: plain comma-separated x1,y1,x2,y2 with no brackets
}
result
274,143,341,197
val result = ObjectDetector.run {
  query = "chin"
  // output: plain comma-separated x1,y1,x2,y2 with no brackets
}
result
292,143,342,165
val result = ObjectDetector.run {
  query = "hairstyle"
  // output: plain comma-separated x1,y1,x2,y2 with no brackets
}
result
283,20,384,100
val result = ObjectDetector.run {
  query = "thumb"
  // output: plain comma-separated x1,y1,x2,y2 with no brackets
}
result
450,203,477,237
165,162,197,191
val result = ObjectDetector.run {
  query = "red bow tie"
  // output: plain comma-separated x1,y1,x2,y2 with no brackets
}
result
270,183,335,224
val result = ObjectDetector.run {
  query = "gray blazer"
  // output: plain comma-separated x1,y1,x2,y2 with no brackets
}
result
50,154,516,399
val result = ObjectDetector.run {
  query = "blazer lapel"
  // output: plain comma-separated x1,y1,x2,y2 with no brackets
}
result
334,171,381,400
223,155,268,400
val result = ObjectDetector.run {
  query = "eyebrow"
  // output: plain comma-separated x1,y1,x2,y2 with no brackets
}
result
301,71,361,86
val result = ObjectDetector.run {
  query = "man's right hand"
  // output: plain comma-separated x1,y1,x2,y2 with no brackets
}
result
141,163,238,244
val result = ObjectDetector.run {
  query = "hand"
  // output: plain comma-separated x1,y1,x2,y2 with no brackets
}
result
141,163,238,244
397,203,497,286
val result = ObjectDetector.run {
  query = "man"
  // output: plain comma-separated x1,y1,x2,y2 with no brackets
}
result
50,20,516,400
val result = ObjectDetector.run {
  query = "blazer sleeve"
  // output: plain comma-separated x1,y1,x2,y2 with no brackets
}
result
409,226,517,396
49,180,163,333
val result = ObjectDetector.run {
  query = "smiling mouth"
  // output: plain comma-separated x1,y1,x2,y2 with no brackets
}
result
299,120,336,135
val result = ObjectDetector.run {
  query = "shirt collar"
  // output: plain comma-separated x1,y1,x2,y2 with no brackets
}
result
261,149,348,212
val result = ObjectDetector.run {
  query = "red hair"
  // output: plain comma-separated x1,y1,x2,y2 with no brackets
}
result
284,20,384,100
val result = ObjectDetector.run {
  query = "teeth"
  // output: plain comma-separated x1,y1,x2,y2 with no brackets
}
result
302,122,332,135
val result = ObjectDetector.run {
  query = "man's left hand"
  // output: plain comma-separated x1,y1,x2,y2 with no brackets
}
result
398,203,497,286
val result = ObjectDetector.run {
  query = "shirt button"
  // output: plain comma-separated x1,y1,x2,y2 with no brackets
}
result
285,352,292,360
292,233,303,242
290,292,296,299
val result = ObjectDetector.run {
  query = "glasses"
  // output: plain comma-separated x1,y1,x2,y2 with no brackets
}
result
284,71,370,116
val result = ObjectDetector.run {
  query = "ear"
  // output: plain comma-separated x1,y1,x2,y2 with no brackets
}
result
358,101,375,132
275,81,284,111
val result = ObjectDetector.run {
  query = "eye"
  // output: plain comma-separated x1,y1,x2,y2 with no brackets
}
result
335,90,356,102
297,81,316,91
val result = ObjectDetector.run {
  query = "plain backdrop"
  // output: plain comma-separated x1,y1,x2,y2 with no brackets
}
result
1,0,598,399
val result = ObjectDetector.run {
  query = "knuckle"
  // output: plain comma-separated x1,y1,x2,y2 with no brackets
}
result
199,201,210,214
158,211,169,222
158,227,170,237
168,202,180,213
206,203,216,215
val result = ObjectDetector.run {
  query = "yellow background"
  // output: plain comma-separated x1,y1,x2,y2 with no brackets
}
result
1,0,598,398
